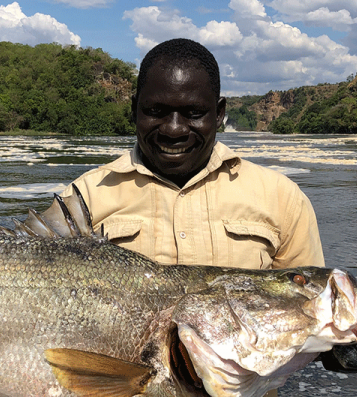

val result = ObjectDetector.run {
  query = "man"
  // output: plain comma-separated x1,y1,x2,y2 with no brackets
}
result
60,38,325,396
61,38,324,270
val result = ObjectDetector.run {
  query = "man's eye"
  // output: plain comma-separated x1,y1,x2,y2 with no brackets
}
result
141,105,164,117
148,108,162,116
187,110,204,118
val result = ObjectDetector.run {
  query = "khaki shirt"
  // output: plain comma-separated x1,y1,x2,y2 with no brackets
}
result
62,141,325,269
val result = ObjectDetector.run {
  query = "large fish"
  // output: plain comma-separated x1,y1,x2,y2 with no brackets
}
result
0,186,357,397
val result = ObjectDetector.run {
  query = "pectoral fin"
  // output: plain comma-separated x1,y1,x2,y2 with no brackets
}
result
45,348,155,397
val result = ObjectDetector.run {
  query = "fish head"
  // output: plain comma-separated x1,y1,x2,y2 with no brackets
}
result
170,267,357,397
302,267,357,343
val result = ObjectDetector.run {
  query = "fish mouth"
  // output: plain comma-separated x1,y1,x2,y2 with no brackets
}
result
168,323,257,397
303,268,357,339
168,324,209,396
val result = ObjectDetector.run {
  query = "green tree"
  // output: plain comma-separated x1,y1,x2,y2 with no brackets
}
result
227,105,257,130
269,118,295,134
0,42,137,135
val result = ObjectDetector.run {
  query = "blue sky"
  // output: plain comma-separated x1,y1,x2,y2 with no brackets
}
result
1,0,357,96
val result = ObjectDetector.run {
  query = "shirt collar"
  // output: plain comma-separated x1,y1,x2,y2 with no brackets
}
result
101,141,241,188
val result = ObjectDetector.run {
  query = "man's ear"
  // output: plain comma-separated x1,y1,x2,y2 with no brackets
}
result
216,96,226,129
131,94,137,124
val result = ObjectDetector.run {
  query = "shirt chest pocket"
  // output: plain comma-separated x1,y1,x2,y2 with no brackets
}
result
222,220,281,269
96,218,143,252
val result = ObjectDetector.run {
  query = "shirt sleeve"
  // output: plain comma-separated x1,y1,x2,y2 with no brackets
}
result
59,176,95,222
273,186,325,269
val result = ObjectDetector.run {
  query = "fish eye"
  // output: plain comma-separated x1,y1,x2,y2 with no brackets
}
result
289,272,308,286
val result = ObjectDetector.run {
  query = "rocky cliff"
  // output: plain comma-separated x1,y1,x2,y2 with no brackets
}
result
250,90,295,131
226,82,344,132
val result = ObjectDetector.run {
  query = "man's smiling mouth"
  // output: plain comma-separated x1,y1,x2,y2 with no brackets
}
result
158,144,189,154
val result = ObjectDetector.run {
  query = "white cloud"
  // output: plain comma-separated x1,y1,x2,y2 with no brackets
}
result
123,6,197,50
53,0,113,8
304,7,357,31
199,21,242,46
124,2,357,95
123,6,242,55
267,0,357,16
250,21,321,60
265,0,357,61
0,2,80,46
229,0,267,18
134,33,158,54
266,0,357,26
342,27,357,55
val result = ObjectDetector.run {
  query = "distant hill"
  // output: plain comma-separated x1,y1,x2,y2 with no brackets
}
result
226,79,357,134
1,41,356,135
0,42,137,135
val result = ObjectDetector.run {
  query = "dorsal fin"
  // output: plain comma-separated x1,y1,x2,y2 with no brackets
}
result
66,184,94,235
0,225,16,237
0,184,104,239
50,193,83,237
11,217,39,237
24,208,59,238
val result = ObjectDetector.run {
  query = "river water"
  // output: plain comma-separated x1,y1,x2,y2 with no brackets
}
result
0,132,356,395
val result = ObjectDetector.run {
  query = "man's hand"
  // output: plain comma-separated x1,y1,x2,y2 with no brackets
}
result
319,345,357,373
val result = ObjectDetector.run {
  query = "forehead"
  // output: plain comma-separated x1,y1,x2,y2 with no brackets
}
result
139,63,216,104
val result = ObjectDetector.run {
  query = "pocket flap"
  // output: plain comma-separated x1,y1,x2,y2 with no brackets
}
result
222,220,280,252
95,218,142,240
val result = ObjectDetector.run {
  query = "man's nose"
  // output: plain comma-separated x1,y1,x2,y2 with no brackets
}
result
159,112,189,137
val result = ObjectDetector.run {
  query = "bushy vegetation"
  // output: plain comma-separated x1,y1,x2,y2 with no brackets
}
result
269,82,357,134
296,84,357,134
226,96,261,130
281,87,307,120
227,105,258,130
0,42,137,135
269,117,295,134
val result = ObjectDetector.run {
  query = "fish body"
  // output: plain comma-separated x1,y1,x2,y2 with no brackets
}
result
1,234,357,397
1,187,357,397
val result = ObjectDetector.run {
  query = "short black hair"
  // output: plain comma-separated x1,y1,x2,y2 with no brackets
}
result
136,38,221,101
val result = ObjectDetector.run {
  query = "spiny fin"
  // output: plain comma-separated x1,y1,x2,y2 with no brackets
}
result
0,225,17,237
52,193,82,237
0,184,104,239
45,348,154,397
35,184,98,238
64,184,94,236
23,208,59,238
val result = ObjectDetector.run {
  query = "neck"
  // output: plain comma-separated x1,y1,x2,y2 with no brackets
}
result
138,147,208,189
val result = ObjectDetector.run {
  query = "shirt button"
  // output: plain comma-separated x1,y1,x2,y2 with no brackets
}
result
179,231,186,239
179,191,185,197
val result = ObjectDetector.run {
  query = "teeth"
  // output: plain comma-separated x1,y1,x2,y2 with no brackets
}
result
159,145,187,154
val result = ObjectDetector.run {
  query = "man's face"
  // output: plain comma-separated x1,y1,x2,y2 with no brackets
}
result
133,63,226,186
